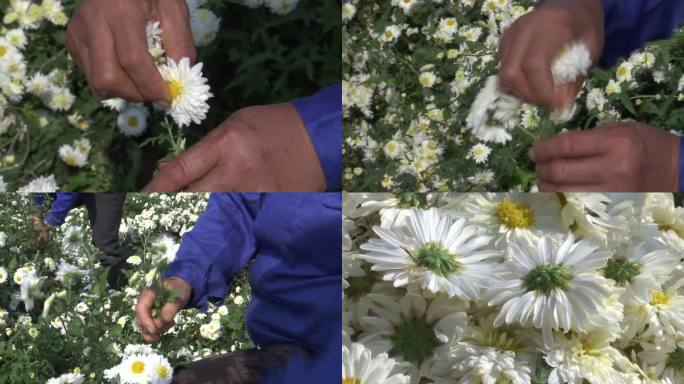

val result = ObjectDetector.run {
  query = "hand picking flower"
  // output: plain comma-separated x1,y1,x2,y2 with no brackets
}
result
467,42,592,144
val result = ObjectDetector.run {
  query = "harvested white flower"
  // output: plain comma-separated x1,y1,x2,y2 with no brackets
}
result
158,58,212,128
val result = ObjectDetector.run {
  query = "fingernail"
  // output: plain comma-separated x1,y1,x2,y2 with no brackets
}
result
156,160,169,170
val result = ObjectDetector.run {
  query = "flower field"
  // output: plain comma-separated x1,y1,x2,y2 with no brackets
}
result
343,192,684,383
0,0,340,191
0,193,252,383
342,1,684,192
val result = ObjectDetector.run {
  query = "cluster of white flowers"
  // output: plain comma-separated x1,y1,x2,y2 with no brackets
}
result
344,1,684,191
0,0,82,190
242,0,301,15
344,192,684,384
103,344,173,384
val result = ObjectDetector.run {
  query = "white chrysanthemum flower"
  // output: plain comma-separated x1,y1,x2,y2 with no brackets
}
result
158,58,212,128
102,98,126,112
639,193,684,252
379,25,402,44
639,339,684,384
342,342,410,384
359,293,467,376
47,86,75,111
551,42,592,85
5,29,27,49
357,207,503,299
73,138,92,155
24,72,50,95
342,3,356,22
461,193,565,245
0,267,7,284
58,144,88,168
119,354,151,384
46,372,85,384
468,143,491,164
147,354,173,384
466,76,521,144
544,331,639,384
621,276,684,343
489,234,613,346
152,234,179,263
602,242,678,305
432,314,534,384
18,174,58,193
55,261,86,285
19,270,43,311
117,103,149,137
189,7,221,47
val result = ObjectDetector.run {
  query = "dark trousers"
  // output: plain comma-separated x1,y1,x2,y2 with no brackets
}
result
76,193,128,266
172,344,307,384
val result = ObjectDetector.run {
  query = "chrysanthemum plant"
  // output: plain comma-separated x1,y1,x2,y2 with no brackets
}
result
343,0,684,191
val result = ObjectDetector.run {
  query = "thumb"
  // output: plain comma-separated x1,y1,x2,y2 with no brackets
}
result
159,0,197,63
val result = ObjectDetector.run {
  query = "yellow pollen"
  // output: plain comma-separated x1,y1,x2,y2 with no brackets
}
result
342,379,361,384
650,291,669,306
64,155,77,166
156,365,169,378
131,361,145,374
0,46,6,57
168,80,184,102
497,200,535,228
128,116,138,127
385,31,393,39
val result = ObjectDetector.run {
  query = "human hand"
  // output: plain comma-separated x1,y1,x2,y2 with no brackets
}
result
135,277,192,343
143,104,327,192
497,0,604,109
65,0,196,105
533,122,680,192
29,214,50,244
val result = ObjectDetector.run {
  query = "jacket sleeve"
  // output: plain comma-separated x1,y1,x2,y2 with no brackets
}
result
163,193,261,311
290,84,342,192
43,193,80,227
600,0,684,67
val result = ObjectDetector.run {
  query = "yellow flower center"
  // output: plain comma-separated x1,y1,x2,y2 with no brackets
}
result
131,361,145,374
497,200,535,228
168,80,184,102
64,155,78,167
0,46,6,58
385,30,393,39
156,365,169,378
342,378,361,384
650,291,670,306
128,116,138,127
